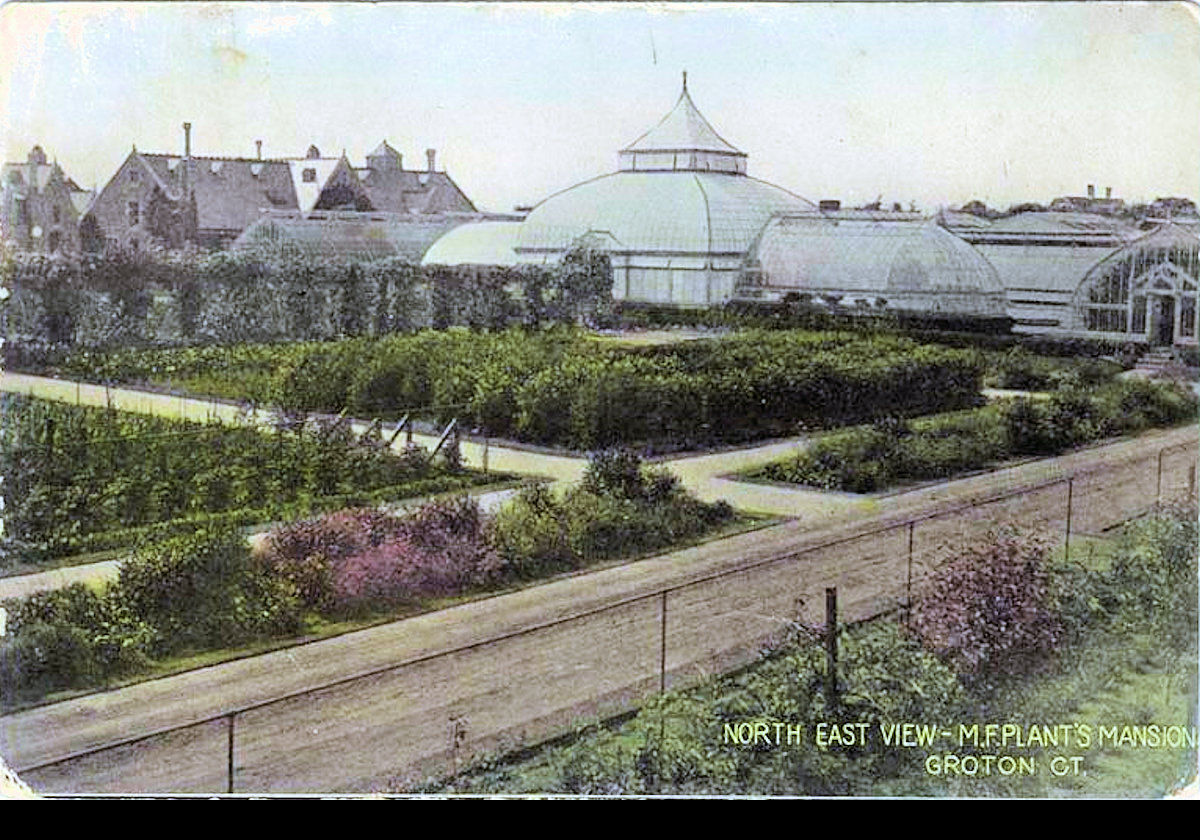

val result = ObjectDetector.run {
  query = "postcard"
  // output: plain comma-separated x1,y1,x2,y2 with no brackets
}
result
0,0,1197,799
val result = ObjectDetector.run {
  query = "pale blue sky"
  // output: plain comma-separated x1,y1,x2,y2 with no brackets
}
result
1,1,1197,213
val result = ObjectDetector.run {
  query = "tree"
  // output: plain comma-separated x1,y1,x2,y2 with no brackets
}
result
144,186,197,250
557,243,613,325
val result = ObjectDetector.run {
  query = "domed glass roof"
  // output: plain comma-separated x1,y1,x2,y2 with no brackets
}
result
515,171,813,256
514,78,813,260
748,214,1007,314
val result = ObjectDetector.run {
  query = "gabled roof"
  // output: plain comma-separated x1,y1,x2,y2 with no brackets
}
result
622,77,744,157
2,159,90,210
138,153,298,232
356,167,477,214
69,188,96,216
284,156,344,213
2,162,56,194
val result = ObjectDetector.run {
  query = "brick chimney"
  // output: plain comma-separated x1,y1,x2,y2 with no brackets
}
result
255,140,263,160
1105,186,1112,199
426,148,436,174
1087,184,1095,199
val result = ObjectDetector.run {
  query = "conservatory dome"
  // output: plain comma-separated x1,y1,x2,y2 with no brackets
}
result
740,212,1008,317
512,75,815,306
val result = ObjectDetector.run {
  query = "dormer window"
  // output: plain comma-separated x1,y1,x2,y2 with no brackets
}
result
302,168,317,183
210,161,223,174
250,163,263,177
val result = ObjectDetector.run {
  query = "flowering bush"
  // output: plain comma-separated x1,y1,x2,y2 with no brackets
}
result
266,498,502,614
258,508,405,609
911,529,1063,691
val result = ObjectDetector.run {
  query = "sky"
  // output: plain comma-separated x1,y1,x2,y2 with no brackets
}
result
1,1,1197,214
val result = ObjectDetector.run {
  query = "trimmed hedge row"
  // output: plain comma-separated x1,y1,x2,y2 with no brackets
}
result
68,328,984,451
758,379,1199,493
2,247,611,358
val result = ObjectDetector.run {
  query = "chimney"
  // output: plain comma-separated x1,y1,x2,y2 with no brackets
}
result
182,122,193,198
256,140,263,160
426,148,436,174
1087,184,1095,199
1105,186,1112,199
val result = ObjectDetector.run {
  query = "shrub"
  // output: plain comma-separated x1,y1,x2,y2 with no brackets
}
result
911,529,1063,693
489,483,573,578
258,508,404,610
1105,501,1199,647
308,497,502,613
0,584,157,693
119,528,303,654
581,448,653,500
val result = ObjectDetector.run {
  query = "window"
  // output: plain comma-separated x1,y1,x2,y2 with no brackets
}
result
1132,297,1147,334
52,205,60,224
130,169,140,183
1085,309,1126,333
127,201,139,226
302,168,317,183
1181,296,1197,339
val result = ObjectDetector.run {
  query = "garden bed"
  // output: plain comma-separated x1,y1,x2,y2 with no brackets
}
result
0,394,502,569
0,451,759,711
747,378,1198,494
41,327,987,453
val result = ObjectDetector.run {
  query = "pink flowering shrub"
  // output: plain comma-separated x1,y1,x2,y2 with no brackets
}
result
258,508,405,610
261,499,503,614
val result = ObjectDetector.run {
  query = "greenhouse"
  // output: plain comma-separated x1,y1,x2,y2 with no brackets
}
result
512,76,815,305
231,210,465,261
421,220,524,267
737,211,1009,319
1070,222,1199,346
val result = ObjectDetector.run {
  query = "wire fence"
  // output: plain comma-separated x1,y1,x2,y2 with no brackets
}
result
9,433,1198,795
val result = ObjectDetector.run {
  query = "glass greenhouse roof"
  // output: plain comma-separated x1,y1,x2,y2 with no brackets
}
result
514,171,813,256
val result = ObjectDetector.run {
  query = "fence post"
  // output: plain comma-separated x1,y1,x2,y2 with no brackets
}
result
659,591,668,694
1064,478,1074,561
905,521,914,628
227,713,236,794
825,587,838,713
1156,448,1165,506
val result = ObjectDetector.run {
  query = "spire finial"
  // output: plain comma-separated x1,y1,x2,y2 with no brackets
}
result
682,70,688,92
